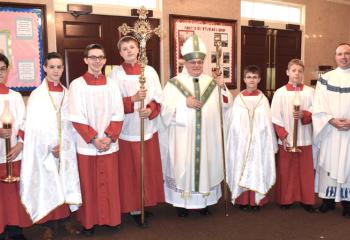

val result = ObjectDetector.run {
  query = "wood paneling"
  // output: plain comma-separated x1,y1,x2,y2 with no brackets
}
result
56,12,160,86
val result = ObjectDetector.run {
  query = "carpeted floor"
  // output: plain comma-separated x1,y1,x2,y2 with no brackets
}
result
23,197,350,240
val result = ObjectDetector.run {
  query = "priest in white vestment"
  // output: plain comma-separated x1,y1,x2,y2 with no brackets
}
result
160,35,232,217
21,53,82,239
225,65,277,211
313,43,350,217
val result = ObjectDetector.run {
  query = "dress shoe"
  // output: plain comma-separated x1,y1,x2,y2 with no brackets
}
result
10,234,27,240
63,222,80,235
300,203,315,213
280,204,293,210
250,206,260,211
176,207,189,217
342,210,350,218
199,207,211,216
238,204,249,211
131,214,149,227
318,199,336,213
42,227,54,240
81,227,95,236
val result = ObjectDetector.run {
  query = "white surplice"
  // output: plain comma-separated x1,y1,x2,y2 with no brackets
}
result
313,67,350,201
68,76,124,156
225,91,277,205
271,85,314,146
108,65,163,141
20,80,82,222
160,71,232,208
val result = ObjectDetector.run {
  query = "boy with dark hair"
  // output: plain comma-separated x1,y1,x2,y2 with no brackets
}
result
68,44,124,236
0,53,31,240
226,65,277,211
20,52,82,239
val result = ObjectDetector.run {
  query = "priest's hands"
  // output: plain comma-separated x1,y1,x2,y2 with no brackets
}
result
281,138,290,152
186,96,203,110
329,118,350,131
52,145,60,158
0,128,11,139
93,137,112,152
139,107,152,118
131,89,147,102
7,142,23,162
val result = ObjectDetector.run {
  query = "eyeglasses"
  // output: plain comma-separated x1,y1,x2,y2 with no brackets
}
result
87,55,106,61
0,67,7,73
188,60,204,66
245,76,259,80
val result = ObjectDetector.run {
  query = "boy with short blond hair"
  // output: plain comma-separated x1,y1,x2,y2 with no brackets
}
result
271,59,315,212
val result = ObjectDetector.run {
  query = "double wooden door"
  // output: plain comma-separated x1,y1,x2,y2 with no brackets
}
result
241,26,301,100
55,12,160,86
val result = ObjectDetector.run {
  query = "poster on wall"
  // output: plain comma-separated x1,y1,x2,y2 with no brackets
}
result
169,14,237,89
0,4,46,94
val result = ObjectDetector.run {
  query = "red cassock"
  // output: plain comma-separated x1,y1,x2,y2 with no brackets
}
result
235,191,269,206
71,73,123,229
0,161,32,233
115,63,165,213
118,133,165,212
274,108,315,205
73,122,123,229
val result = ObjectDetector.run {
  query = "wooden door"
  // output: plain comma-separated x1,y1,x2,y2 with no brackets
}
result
55,12,160,86
241,26,301,100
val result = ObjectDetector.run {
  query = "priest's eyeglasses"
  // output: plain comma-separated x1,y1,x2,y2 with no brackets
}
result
87,55,106,61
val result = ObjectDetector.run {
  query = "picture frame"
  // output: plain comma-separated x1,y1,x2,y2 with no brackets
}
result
169,14,237,89
0,2,47,95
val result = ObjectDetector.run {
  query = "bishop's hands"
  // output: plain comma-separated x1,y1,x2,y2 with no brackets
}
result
212,69,225,89
329,118,350,131
186,96,203,110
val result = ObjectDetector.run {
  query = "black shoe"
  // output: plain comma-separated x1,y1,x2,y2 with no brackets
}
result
280,204,293,210
341,201,350,218
131,214,149,227
238,204,249,211
318,199,336,213
81,227,95,236
300,203,315,213
199,207,211,216
10,234,27,240
250,206,261,211
176,207,189,217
